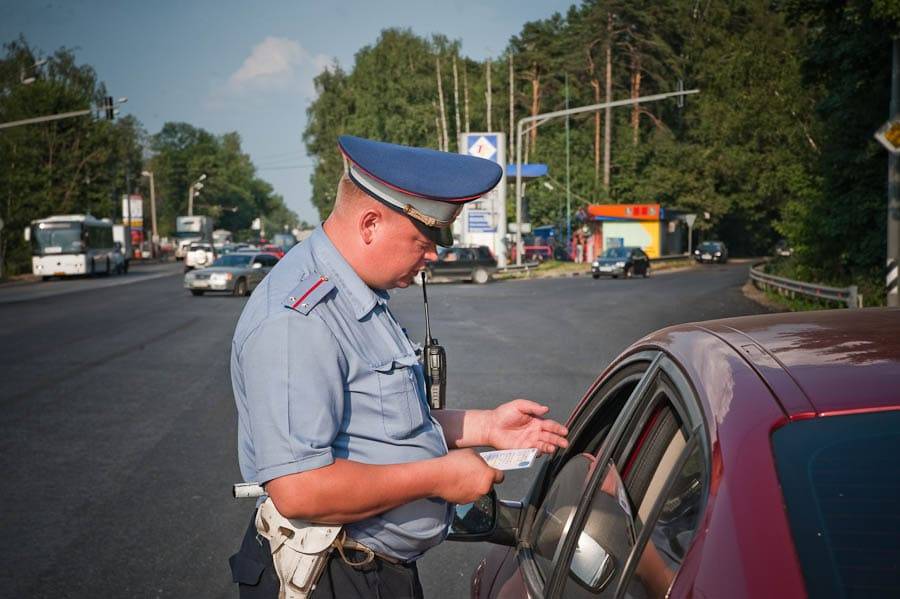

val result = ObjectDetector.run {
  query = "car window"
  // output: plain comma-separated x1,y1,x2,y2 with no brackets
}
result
532,453,595,578
477,246,493,260
772,410,900,599
528,361,648,585
552,367,707,599
623,440,704,599
259,255,277,267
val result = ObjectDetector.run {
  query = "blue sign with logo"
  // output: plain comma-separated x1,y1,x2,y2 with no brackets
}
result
466,135,500,164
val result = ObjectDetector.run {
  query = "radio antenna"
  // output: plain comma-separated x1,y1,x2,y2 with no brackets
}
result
421,272,434,345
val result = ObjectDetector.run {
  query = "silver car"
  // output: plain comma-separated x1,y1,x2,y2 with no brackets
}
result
183,252,278,296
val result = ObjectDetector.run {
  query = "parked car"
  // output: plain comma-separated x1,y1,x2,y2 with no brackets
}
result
183,252,278,296
451,308,900,599
693,241,728,263
419,245,497,284
184,242,216,272
259,244,286,259
591,246,651,279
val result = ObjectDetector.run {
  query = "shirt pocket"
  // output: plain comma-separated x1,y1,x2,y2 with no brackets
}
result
372,353,427,440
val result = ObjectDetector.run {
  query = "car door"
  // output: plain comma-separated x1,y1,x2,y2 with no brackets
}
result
250,254,268,285
518,353,709,599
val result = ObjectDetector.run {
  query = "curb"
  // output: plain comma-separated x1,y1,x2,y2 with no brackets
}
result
498,263,699,282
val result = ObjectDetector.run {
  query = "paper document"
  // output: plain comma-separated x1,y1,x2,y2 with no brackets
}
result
480,448,539,470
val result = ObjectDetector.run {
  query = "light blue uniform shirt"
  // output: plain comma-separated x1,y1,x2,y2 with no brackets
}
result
230,227,452,561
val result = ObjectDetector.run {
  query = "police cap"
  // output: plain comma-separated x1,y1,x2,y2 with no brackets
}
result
338,135,503,247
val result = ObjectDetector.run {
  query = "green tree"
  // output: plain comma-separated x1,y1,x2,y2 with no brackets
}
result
780,0,898,299
0,38,144,275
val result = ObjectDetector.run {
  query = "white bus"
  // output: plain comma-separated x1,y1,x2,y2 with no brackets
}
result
25,214,116,279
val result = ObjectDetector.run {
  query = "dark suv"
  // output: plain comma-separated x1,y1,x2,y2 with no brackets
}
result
420,245,497,284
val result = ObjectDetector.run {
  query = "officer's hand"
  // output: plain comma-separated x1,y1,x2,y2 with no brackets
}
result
486,399,569,455
436,449,504,504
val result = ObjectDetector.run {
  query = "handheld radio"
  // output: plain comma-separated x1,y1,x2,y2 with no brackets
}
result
421,272,447,410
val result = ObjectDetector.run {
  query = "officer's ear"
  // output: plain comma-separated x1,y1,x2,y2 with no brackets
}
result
358,207,381,246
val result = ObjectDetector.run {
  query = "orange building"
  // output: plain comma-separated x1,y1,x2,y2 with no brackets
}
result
576,204,683,260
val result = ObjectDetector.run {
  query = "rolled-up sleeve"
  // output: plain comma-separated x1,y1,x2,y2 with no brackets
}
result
240,312,346,484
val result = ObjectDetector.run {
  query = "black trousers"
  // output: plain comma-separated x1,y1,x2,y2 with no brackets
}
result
229,513,425,599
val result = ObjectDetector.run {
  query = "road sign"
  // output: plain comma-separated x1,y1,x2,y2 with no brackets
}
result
467,209,495,232
467,135,499,163
875,117,900,154
684,213,697,227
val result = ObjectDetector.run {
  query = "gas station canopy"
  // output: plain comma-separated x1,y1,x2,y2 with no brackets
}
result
505,163,548,180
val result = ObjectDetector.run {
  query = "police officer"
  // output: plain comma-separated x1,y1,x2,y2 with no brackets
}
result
229,136,569,598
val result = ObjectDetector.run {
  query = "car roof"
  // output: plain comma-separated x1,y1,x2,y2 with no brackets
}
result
687,309,900,416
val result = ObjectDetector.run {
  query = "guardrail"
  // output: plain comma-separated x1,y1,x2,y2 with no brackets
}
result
651,253,690,263
498,261,540,272
749,263,861,308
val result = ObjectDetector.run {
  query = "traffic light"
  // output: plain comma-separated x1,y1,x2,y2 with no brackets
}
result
104,97,115,120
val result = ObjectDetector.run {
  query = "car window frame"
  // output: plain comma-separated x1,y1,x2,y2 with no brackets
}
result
516,351,658,595
542,352,709,599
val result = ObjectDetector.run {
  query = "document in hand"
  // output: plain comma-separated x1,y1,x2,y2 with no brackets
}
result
479,448,539,470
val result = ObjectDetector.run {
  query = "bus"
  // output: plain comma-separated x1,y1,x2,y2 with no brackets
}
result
24,214,116,279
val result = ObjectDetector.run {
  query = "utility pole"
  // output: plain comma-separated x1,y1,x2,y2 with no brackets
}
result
142,171,158,255
565,73,572,251
485,58,492,132
888,39,899,306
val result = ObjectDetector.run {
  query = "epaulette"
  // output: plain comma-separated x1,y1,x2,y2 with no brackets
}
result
284,273,335,315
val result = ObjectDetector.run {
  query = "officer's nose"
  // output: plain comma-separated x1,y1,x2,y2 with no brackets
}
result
423,246,438,262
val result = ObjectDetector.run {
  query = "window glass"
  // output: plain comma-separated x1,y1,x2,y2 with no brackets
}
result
625,441,705,599
532,453,594,578
558,388,705,598
773,411,900,599
530,363,645,584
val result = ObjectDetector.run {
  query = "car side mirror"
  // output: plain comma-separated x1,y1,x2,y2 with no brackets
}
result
447,489,521,547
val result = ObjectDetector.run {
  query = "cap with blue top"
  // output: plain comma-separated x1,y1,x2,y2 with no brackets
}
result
338,135,503,247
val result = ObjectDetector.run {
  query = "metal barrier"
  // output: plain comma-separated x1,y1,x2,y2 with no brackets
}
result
749,263,861,308
498,261,540,272
651,253,690,263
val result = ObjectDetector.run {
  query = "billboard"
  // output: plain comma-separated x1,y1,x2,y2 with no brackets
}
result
121,194,143,227
458,132,507,266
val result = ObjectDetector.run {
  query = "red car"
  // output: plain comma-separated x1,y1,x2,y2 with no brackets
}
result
259,244,285,259
451,308,900,599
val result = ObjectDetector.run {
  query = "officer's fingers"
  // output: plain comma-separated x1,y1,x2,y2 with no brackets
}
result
540,419,568,436
492,468,505,484
539,440,565,455
510,399,549,416
540,430,569,448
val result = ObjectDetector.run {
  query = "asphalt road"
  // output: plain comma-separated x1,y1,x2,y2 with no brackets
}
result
0,260,768,598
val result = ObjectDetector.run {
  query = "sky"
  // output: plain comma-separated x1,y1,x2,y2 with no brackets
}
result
1,0,575,224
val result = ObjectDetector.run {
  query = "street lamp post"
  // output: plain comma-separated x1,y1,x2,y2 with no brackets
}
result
187,174,207,216
514,89,700,265
141,170,159,255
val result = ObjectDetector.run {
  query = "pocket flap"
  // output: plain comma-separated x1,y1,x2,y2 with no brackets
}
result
371,352,419,372
229,553,266,585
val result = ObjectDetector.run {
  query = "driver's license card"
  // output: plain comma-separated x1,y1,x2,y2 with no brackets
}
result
479,448,539,470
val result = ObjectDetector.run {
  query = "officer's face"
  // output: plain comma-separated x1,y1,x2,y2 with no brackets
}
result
372,212,438,289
